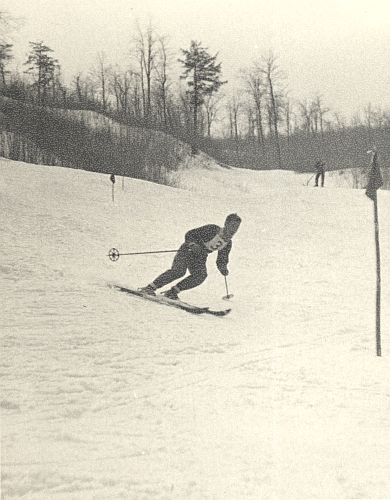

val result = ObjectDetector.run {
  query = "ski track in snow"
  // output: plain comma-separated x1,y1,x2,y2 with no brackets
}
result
1,158,390,499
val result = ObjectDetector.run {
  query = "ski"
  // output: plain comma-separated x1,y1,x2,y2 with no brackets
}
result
111,285,231,316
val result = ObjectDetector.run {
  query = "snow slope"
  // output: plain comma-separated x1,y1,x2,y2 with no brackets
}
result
1,157,390,500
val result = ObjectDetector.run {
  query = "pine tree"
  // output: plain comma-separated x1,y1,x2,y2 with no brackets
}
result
179,40,226,152
24,41,59,105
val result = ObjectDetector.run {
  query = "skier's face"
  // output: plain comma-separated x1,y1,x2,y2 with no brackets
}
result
223,220,241,240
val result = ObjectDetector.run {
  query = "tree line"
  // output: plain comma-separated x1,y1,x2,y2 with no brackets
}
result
1,19,226,154
1,13,389,175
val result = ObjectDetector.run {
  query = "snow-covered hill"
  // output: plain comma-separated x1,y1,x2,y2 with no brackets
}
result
1,157,390,499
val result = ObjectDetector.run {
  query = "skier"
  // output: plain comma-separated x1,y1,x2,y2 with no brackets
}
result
314,160,326,187
139,213,242,300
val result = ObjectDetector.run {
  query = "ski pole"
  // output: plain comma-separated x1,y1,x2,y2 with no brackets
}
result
305,173,315,186
108,247,178,262
222,276,234,300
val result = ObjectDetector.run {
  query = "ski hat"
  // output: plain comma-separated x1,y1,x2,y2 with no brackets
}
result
225,213,241,225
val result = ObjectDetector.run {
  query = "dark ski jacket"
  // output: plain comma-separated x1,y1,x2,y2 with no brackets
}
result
184,224,232,269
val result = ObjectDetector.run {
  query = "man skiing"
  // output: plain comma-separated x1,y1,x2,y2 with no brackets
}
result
139,213,242,300
314,160,326,187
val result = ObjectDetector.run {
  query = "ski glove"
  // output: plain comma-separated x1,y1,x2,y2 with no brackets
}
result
218,265,229,276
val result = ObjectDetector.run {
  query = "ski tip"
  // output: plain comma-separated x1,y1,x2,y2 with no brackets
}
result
209,308,231,316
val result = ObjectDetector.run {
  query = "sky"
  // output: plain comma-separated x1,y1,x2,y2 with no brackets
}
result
2,0,390,120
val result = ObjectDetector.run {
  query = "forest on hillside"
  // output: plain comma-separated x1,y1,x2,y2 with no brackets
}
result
1,10,389,185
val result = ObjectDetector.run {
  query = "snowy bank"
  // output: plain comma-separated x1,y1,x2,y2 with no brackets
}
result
1,157,390,499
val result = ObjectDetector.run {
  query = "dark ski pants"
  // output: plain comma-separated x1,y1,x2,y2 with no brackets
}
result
152,243,208,292
315,171,325,187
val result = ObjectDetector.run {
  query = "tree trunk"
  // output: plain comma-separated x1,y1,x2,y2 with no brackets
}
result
268,76,282,168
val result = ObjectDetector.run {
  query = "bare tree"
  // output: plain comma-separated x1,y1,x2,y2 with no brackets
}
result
227,91,242,160
241,61,266,149
153,35,171,128
203,93,223,137
261,53,284,168
351,111,362,128
164,91,188,133
134,20,158,122
50,64,64,103
74,74,83,103
311,95,329,137
74,73,98,105
364,103,374,133
245,105,256,140
333,111,346,130
283,97,293,143
381,109,390,127
370,105,386,129
112,69,123,113
266,101,273,137
111,67,134,114
178,85,193,134
298,100,313,134
92,51,111,111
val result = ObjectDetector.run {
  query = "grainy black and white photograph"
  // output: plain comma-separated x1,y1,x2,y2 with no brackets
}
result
1,1,390,499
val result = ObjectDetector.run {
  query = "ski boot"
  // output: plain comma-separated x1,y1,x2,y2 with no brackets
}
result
162,287,179,300
138,284,157,296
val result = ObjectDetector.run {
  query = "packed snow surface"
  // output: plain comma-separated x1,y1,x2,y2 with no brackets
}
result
1,157,390,499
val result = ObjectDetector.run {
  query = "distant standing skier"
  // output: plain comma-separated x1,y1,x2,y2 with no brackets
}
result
314,160,326,187
139,213,242,300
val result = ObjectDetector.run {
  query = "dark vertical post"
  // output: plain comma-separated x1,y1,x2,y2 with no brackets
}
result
365,149,383,356
373,192,381,356
110,173,115,203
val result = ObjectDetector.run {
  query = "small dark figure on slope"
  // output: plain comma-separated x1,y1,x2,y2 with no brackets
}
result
314,160,326,187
